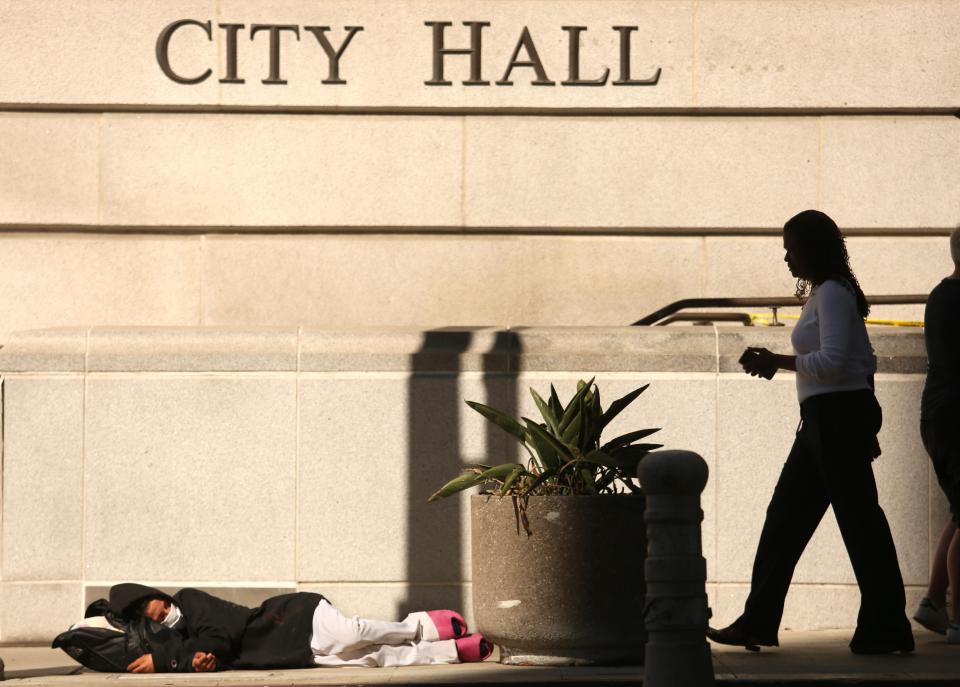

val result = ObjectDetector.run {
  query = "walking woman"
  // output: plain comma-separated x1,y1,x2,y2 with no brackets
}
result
708,209,914,654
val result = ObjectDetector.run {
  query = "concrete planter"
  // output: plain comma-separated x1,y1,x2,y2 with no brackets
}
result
471,494,646,666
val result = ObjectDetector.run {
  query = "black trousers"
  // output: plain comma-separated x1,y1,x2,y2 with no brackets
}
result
921,402,960,524
736,389,910,643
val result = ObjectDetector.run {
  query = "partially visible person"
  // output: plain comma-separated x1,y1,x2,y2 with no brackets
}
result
109,583,490,672
914,226,960,643
707,210,913,654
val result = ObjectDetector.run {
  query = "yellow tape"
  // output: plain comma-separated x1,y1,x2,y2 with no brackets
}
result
862,319,924,328
747,313,923,328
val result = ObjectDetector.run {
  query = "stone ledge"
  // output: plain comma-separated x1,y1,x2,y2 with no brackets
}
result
870,330,929,374
513,326,718,373
0,328,88,372
0,326,926,374
87,326,299,372
299,327,515,373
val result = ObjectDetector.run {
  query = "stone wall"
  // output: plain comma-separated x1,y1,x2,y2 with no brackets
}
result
0,325,942,641
0,1,958,342
0,0,956,644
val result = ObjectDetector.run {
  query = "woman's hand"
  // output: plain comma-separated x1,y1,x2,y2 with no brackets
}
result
740,347,778,380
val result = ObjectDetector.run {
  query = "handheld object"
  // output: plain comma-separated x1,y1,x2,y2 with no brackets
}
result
738,347,776,380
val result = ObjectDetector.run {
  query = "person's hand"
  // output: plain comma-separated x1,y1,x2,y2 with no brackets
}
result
192,652,217,672
740,347,778,380
128,654,155,673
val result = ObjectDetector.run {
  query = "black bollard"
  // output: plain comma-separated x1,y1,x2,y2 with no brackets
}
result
638,450,715,687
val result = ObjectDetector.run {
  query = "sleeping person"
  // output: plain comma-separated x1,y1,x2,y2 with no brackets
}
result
107,583,491,672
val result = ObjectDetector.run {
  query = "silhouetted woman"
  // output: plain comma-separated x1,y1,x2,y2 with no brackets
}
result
707,210,914,654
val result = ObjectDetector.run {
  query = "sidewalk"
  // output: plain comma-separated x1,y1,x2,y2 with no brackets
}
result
2,631,957,686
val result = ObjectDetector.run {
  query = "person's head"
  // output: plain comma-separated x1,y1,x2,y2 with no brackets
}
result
109,583,175,621
782,210,869,317
140,597,172,623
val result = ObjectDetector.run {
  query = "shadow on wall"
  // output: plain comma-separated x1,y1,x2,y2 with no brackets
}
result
399,329,519,618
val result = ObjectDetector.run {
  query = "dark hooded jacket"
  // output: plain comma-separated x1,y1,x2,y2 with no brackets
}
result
109,584,325,672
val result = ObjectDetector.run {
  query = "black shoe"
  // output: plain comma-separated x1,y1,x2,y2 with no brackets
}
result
849,634,915,655
706,625,776,652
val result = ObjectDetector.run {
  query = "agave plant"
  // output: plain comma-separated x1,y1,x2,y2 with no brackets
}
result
428,378,662,530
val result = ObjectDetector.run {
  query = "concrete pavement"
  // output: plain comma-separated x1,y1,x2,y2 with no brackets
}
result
1,631,957,686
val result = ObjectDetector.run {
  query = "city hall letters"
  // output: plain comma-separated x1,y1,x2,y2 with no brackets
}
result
156,20,662,88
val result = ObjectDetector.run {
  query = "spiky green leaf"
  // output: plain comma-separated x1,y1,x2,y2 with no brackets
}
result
499,465,525,496
529,388,560,434
561,403,583,445
477,463,524,481
608,444,663,473
559,377,595,431
588,389,603,443
601,427,661,453
610,443,663,459
525,419,560,470
598,384,649,432
582,449,622,469
466,401,528,443
427,471,484,502
548,384,564,419
523,418,575,461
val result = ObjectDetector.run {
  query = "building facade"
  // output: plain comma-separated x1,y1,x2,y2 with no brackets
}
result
0,0,957,642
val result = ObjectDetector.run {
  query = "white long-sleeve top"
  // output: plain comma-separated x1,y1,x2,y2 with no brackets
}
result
791,278,876,403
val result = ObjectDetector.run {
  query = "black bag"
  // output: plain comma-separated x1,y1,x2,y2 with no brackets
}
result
51,599,150,672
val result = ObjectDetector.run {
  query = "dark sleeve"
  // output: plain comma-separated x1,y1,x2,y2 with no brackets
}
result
147,590,244,672
142,624,200,673
149,634,195,673
178,590,237,657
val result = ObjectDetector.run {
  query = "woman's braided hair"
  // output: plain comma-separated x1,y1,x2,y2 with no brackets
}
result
784,210,870,318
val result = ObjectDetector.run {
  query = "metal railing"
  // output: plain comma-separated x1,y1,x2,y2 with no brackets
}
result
632,295,928,326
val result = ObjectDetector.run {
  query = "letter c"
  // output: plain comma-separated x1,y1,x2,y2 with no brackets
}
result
156,19,213,84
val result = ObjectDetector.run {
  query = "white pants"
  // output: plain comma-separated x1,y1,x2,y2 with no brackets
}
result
310,599,460,667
